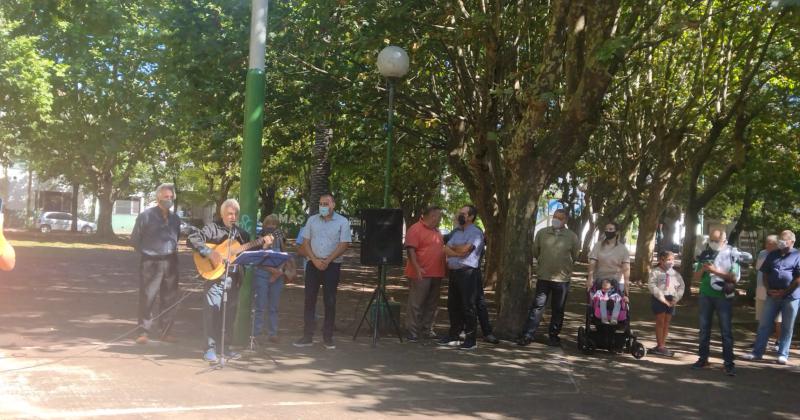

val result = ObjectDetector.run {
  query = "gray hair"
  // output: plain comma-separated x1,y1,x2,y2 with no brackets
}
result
781,230,796,242
155,183,175,199
220,198,240,214
765,234,779,244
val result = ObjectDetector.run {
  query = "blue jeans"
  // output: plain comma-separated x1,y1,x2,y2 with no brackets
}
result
203,278,239,351
697,294,734,367
252,267,284,337
752,296,799,359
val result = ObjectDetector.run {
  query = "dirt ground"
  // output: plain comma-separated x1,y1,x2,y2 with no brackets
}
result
0,232,798,419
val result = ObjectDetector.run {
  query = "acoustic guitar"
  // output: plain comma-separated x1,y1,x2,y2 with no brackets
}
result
193,237,267,280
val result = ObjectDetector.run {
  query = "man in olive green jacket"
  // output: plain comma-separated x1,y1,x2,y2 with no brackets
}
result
518,209,580,347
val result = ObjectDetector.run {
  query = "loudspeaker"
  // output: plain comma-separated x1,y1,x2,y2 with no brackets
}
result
360,208,404,266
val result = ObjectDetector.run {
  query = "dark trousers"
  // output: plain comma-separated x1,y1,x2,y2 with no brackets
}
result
447,267,482,344
303,261,341,340
522,279,570,339
477,282,493,336
138,254,179,337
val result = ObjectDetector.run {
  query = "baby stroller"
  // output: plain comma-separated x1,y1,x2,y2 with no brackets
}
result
576,278,645,359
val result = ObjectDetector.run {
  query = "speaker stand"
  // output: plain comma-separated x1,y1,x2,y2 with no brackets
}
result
353,263,403,346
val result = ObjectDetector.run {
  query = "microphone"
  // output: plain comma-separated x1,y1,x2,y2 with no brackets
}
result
230,223,239,239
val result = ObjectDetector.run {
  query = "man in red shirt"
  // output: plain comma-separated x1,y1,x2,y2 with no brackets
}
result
404,206,446,342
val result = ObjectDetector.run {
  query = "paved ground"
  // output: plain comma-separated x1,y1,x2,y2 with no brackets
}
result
1,232,798,419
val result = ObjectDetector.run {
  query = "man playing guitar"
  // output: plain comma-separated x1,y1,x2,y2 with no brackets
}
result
187,198,273,363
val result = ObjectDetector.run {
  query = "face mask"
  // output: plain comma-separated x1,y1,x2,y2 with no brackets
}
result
778,240,791,250
663,262,674,270
457,215,467,226
264,226,276,234
605,231,617,240
552,219,564,229
159,199,173,209
319,206,330,217
708,242,721,251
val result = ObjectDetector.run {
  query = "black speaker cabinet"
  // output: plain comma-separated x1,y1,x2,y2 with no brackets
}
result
360,208,404,266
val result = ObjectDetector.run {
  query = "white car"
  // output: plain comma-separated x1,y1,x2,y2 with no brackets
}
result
38,212,96,234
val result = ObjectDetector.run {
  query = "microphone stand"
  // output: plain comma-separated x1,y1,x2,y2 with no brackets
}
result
207,224,237,372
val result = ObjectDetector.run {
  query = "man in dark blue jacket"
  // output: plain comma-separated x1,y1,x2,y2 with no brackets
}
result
131,183,181,345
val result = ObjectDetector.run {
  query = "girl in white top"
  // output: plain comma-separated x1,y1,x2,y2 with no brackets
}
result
647,251,685,356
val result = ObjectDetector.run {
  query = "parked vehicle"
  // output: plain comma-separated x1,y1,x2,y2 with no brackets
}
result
38,212,96,234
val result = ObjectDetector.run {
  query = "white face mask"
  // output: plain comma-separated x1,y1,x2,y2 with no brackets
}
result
709,242,722,251
778,240,791,250
663,262,674,270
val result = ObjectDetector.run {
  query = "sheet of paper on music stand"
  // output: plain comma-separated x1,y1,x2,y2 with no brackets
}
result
235,250,291,267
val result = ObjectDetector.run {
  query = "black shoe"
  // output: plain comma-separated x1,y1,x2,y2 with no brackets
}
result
293,336,314,348
458,341,477,351
547,336,561,347
483,334,500,345
517,335,533,347
406,335,419,343
724,364,736,377
691,359,709,370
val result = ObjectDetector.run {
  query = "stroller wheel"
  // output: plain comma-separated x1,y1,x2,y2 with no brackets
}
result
577,326,587,351
632,341,646,359
583,338,596,355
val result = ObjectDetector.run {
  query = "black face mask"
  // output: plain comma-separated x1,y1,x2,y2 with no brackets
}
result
605,231,617,240
457,215,467,226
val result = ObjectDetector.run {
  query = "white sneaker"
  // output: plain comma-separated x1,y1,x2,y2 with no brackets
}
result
741,353,761,361
777,356,788,365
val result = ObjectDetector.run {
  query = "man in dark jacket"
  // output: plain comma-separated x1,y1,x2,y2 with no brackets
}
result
131,183,181,344
187,198,272,363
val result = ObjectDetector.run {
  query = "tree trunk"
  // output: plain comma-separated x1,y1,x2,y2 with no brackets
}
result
482,228,504,290
259,184,277,219
495,177,544,338
172,176,179,216
26,168,33,223
90,193,97,221
659,206,681,252
728,184,754,246
309,122,332,215
680,208,700,294
96,173,115,239
579,218,597,263
70,182,79,232
631,191,665,283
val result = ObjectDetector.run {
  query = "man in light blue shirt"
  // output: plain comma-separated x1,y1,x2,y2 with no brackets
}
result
293,194,351,350
439,204,485,350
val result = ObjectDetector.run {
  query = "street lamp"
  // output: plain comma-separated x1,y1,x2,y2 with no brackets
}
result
353,46,408,347
376,45,409,207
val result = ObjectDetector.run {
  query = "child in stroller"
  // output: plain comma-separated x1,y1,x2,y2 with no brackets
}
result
577,277,645,359
592,279,624,325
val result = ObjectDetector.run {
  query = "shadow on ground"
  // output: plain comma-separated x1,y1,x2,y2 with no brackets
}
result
1,236,798,419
